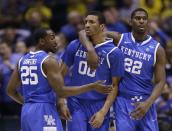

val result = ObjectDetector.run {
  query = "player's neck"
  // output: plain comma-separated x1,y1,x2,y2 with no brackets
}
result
35,46,45,53
90,33,106,45
132,32,148,42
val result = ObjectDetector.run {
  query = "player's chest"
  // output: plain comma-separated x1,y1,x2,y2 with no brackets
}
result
75,49,107,65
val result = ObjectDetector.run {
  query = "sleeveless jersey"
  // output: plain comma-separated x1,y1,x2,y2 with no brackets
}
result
118,32,160,96
18,51,56,104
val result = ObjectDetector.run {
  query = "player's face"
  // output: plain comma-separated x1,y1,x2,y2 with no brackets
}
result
44,30,57,53
84,15,103,36
0,43,11,57
131,11,148,34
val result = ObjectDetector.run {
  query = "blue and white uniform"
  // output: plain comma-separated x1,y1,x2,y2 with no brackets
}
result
62,39,124,131
114,32,160,131
18,51,63,131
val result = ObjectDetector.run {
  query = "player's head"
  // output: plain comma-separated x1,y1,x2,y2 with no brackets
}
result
33,28,57,53
130,8,148,34
0,42,12,58
84,11,105,36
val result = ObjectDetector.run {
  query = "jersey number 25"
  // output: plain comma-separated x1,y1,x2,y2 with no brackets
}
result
21,66,38,85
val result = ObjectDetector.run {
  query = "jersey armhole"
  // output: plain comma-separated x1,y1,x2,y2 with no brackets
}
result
106,47,118,68
18,56,23,72
117,34,124,47
154,43,160,66
41,55,50,78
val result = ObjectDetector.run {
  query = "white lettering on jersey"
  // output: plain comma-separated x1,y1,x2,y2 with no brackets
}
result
120,46,151,61
23,59,37,65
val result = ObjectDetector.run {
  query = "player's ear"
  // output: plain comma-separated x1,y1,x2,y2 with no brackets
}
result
100,24,105,31
39,38,45,45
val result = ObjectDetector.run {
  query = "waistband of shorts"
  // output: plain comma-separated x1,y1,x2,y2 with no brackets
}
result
118,91,150,102
67,97,106,103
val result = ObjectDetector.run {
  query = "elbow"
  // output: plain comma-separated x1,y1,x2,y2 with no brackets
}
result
57,90,68,98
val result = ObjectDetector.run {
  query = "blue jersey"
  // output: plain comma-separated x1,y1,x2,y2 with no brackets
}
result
18,51,56,104
118,32,160,96
62,39,124,100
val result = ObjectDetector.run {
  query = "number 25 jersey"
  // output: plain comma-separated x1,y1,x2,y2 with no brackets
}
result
18,51,56,104
118,32,160,96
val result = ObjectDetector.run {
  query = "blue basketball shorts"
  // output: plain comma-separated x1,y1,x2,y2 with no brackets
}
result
67,97,110,131
21,103,63,131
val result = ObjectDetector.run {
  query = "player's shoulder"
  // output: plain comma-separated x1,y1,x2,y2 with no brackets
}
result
107,46,123,59
68,39,80,46
67,39,81,50
110,47,123,55
43,54,58,67
149,36,159,45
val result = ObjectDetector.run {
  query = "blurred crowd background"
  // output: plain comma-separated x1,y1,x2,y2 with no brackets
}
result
0,0,172,131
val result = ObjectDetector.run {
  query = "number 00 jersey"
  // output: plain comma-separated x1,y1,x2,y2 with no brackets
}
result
18,51,56,104
118,32,160,96
62,39,124,100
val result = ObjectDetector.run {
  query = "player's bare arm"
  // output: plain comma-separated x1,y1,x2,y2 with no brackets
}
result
104,31,122,45
79,30,121,69
131,45,166,120
43,56,111,97
147,45,166,105
6,65,24,104
89,77,120,128
79,30,99,69
58,63,71,121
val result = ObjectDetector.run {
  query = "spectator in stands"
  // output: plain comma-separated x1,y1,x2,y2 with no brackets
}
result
160,0,172,37
149,18,170,47
156,83,172,131
165,42,172,87
0,27,30,48
55,33,68,61
15,41,28,55
67,0,87,15
60,11,84,42
139,0,162,18
0,0,28,27
25,0,52,29
119,0,139,23
103,7,128,33
0,42,22,116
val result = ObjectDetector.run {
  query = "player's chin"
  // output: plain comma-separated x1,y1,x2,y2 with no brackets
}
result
85,31,92,36
137,29,146,34
50,49,57,53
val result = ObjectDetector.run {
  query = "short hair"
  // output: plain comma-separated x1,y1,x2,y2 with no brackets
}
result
86,11,105,24
131,8,148,19
33,28,47,44
0,41,11,47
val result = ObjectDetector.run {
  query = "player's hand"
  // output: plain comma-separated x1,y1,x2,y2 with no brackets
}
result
87,49,99,70
130,101,151,120
93,80,112,94
58,104,72,121
89,110,105,128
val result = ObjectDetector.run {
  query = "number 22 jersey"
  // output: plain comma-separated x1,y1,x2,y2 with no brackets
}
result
118,32,160,96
